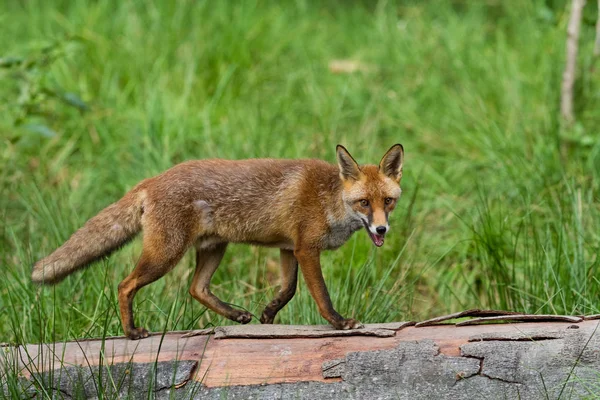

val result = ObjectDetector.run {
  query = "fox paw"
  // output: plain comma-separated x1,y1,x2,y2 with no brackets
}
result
334,318,364,330
260,302,280,324
260,311,275,324
128,327,150,340
235,311,253,324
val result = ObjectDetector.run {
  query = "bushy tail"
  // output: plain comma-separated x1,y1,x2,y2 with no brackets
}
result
32,191,144,284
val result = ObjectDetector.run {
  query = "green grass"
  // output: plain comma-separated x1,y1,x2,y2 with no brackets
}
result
1,0,599,349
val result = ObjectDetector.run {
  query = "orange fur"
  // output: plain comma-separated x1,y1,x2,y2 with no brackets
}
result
32,145,404,339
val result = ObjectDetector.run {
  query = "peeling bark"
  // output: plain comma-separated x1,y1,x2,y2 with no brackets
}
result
211,322,410,339
456,314,582,326
415,309,524,327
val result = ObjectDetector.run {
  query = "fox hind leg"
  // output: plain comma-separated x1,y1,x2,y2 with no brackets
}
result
118,209,193,340
118,245,187,339
189,243,252,324
260,249,298,324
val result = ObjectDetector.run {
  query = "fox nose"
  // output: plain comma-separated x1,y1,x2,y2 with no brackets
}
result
376,226,387,235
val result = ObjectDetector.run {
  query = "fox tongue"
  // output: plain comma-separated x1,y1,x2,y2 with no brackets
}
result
368,230,385,247
362,221,385,247
372,234,384,247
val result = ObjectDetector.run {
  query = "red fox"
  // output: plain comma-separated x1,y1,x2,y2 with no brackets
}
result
32,144,404,339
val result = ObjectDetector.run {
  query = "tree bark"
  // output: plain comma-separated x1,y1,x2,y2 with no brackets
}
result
561,0,587,125
595,0,600,58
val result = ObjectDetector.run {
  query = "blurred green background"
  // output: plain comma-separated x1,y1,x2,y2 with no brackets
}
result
1,0,599,344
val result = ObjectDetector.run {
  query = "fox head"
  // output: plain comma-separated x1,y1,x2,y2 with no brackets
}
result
336,144,404,247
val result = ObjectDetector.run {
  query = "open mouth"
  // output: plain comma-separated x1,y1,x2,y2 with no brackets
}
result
362,220,385,247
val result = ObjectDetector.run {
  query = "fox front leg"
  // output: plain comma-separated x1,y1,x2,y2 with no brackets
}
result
293,247,363,330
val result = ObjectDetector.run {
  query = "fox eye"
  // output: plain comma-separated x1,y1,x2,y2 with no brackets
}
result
359,199,369,207
385,197,394,205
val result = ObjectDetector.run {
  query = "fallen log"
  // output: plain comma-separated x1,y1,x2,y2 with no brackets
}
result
2,315,600,399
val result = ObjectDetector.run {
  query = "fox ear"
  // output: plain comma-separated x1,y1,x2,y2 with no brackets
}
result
336,145,361,181
379,144,404,182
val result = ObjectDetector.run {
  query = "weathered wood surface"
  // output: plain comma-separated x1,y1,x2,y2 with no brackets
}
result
3,318,600,399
